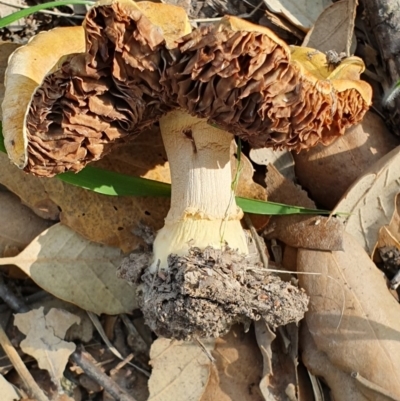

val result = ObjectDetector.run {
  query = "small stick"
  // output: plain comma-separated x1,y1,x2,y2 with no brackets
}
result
87,311,150,377
71,347,137,401
0,278,50,399
244,214,269,269
195,337,216,363
0,324,49,401
0,276,30,313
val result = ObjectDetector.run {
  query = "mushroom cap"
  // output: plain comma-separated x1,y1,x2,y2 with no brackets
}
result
167,20,372,150
4,0,191,176
2,26,85,169
2,0,372,177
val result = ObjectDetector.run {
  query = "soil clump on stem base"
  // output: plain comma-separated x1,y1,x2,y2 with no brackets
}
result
119,246,308,340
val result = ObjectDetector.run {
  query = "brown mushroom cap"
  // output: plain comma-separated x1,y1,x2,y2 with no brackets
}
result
13,1,371,177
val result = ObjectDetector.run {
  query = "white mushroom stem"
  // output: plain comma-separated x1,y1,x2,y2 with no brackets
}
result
151,110,249,271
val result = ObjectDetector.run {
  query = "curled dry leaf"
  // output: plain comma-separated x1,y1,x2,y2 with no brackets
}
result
14,307,80,389
0,374,20,401
293,112,399,209
332,145,400,255
148,337,216,401
298,233,400,400
0,223,137,315
200,325,264,401
265,164,344,251
264,0,332,31
0,191,53,257
2,1,371,177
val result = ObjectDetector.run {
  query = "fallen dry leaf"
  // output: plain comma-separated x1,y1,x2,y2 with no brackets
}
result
375,226,400,257
0,373,19,401
148,337,216,401
0,148,170,252
0,191,53,257
265,165,344,251
301,323,370,401
259,10,305,41
298,232,400,399
200,325,264,401
264,0,332,31
332,145,400,254
0,42,20,120
293,112,399,209
0,154,60,220
302,0,357,54
0,223,137,315
30,297,93,343
14,307,79,390
231,143,267,201
266,164,314,208
372,194,400,260
250,147,295,182
95,126,170,184
255,321,300,401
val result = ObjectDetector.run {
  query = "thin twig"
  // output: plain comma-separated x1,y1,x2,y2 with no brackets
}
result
86,311,150,377
71,347,137,401
190,17,221,23
0,278,49,400
0,290,51,313
0,324,49,401
244,214,269,269
195,337,216,363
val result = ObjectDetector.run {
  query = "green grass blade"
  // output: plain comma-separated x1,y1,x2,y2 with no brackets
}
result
236,197,329,215
0,124,331,215
59,167,171,197
0,0,94,29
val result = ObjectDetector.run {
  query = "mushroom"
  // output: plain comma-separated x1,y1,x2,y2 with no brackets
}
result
2,0,372,339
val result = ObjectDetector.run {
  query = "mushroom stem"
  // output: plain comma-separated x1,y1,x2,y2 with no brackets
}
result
151,110,249,271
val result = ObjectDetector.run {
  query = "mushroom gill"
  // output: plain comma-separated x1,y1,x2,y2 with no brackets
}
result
3,1,372,177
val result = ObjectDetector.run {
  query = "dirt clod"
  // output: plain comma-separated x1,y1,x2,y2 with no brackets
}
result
119,247,308,340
